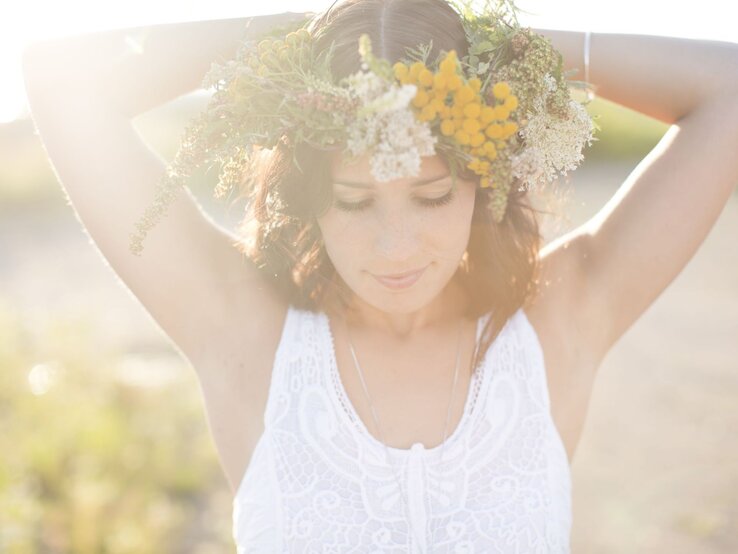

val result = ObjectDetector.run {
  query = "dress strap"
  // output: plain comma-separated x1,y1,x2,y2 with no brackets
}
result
262,305,302,427
515,307,552,412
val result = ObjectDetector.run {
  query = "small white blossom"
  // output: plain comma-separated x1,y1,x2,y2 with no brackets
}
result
510,146,547,191
344,68,437,182
543,73,557,95
516,72,596,187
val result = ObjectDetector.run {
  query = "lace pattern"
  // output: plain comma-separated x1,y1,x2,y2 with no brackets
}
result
322,310,489,459
233,306,572,553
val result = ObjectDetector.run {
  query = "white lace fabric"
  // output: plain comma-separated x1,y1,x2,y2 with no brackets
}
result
233,306,572,553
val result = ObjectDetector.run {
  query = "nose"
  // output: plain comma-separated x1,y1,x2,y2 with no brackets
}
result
373,205,421,261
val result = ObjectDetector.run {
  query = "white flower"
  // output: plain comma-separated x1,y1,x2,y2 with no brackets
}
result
370,108,437,181
344,68,437,182
361,83,418,116
518,89,596,186
543,73,557,95
510,146,546,191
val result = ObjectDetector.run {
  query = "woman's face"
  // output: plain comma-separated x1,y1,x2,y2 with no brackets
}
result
316,151,477,314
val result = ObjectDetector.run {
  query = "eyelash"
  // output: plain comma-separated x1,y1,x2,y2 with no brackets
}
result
334,190,455,213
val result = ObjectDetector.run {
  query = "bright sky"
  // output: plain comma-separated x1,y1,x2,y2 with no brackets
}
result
1,0,735,124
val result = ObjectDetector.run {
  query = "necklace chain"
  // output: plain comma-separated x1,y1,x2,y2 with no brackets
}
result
342,313,465,552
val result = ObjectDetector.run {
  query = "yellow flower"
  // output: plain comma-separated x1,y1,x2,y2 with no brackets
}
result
463,102,481,119
456,85,476,105
430,98,446,112
504,94,518,111
393,62,409,81
470,132,486,147
480,106,496,124
440,119,456,136
439,50,458,74
432,88,448,101
492,81,511,100
468,77,482,93
419,68,434,87
480,177,492,188
467,158,480,171
409,61,426,80
433,72,449,90
454,130,471,145
493,105,510,120
483,141,497,157
412,89,430,108
485,124,503,139
446,74,463,91
462,118,481,135
503,121,519,138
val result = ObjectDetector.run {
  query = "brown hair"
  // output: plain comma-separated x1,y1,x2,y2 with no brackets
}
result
233,0,554,374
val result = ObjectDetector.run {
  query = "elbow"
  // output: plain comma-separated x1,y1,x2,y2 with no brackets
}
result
21,42,55,88
21,41,51,74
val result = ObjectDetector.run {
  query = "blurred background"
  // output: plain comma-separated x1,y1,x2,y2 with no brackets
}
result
1,1,736,552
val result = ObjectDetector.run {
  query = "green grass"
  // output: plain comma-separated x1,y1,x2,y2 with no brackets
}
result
582,94,669,160
0,300,233,553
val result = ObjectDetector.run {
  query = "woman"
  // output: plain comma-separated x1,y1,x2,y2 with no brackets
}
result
21,0,738,551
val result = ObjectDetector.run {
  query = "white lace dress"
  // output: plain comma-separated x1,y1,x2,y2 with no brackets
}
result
232,306,572,553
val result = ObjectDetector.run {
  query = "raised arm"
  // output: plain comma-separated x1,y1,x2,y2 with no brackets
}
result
530,28,738,364
21,13,308,368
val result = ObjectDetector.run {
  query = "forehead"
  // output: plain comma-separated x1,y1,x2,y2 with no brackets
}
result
330,151,451,186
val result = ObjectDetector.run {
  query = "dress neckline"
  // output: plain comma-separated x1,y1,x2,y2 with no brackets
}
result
320,310,490,457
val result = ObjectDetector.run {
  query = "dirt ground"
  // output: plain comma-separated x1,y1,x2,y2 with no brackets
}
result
1,159,736,552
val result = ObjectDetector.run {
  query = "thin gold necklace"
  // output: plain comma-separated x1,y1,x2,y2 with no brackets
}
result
342,313,464,552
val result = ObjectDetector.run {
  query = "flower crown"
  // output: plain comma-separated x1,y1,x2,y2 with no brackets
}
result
128,0,598,256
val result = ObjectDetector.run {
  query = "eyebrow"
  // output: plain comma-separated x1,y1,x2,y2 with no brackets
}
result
333,174,451,189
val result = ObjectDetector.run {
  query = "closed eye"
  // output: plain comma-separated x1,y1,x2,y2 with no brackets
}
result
334,189,456,213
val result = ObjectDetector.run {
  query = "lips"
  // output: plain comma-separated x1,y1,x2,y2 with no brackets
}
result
377,267,426,279
371,265,428,290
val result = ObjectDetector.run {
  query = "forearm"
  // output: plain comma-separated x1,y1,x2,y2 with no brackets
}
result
532,28,738,124
22,12,309,119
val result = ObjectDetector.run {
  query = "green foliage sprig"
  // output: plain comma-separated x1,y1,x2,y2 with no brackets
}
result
128,0,597,256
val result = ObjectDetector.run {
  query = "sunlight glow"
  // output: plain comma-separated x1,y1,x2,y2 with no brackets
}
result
1,0,735,124
27,361,62,396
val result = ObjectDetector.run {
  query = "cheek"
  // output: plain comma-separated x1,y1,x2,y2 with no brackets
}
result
316,214,361,267
427,187,476,249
